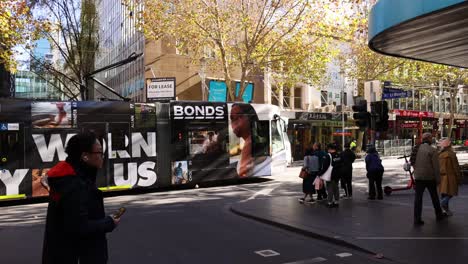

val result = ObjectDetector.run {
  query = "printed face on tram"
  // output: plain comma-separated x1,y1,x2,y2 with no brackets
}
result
230,105,251,138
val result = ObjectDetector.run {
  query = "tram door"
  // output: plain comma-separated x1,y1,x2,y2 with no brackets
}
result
0,124,25,196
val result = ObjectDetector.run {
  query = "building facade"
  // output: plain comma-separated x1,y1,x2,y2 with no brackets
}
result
12,38,62,99
95,0,145,101
383,86,468,142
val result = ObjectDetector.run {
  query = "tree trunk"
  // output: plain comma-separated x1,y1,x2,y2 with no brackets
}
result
356,130,364,153
447,82,459,139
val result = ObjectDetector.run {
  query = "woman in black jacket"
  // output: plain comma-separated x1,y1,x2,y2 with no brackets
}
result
42,132,120,264
318,143,343,208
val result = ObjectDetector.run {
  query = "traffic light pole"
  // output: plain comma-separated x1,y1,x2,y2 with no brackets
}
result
342,83,345,151
370,113,377,146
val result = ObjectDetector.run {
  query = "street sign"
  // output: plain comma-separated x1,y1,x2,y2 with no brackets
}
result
0,123,7,131
382,88,412,99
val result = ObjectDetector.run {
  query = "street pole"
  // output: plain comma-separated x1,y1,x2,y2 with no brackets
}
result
439,81,443,139
342,79,345,151
199,57,207,101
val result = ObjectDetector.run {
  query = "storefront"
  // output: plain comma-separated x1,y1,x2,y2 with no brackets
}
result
387,110,436,143
285,111,355,161
454,120,467,140
439,119,468,141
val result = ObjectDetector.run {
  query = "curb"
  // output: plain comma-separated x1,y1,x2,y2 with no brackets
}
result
229,204,395,261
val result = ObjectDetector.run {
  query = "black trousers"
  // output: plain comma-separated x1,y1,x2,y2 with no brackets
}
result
414,180,443,221
368,171,383,199
341,172,353,197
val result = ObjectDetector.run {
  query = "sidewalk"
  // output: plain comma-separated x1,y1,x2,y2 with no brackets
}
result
231,187,468,264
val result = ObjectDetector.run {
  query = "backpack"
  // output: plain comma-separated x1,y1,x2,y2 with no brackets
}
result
305,155,321,172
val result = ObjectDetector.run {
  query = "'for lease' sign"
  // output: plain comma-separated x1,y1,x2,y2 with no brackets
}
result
146,77,176,101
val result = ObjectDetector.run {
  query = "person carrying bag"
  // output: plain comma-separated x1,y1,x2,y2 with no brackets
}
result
299,148,318,204
318,144,342,208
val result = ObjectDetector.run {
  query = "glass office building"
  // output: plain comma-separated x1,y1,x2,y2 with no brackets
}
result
95,0,145,101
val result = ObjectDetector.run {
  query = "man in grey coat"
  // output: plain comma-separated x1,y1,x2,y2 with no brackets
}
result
412,133,445,226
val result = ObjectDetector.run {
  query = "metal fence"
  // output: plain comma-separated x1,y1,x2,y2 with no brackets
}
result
375,139,413,157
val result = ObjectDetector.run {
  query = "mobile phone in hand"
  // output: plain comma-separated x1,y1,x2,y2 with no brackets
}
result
113,207,126,219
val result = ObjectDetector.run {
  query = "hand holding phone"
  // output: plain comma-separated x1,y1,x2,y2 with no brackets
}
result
113,207,126,219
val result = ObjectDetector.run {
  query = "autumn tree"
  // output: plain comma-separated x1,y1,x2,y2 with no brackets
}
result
29,0,100,100
410,63,468,139
340,0,468,145
139,0,358,101
0,0,42,71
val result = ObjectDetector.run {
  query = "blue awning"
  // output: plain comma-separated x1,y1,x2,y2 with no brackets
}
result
368,0,468,68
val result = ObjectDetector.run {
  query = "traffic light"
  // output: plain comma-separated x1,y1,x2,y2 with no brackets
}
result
352,100,370,131
372,101,389,131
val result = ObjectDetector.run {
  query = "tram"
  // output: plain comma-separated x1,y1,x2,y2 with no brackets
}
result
0,99,290,202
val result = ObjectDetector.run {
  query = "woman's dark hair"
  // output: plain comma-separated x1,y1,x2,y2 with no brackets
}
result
66,131,98,163
231,103,259,121
366,145,377,154
315,142,322,151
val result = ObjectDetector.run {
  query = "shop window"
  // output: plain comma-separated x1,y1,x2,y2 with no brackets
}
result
321,91,328,106
294,87,302,109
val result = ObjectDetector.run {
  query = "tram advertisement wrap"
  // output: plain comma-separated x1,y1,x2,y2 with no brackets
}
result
170,101,233,184
0,101,158,198
228,103,271,178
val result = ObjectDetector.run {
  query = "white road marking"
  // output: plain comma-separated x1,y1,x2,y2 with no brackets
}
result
240,183,282,202
357,237,468,240
282,257,327,263
234,186,256,193
254,249,280,257
336,252,353,258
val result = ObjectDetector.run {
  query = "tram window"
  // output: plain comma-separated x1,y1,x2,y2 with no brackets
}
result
271,120,285,154
252,121,270,157
135,104,156,128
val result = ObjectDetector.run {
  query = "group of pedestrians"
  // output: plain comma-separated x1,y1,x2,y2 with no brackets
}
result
300,132,462,227
300,142,356,208
298,139,391,207
411,133,462,226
